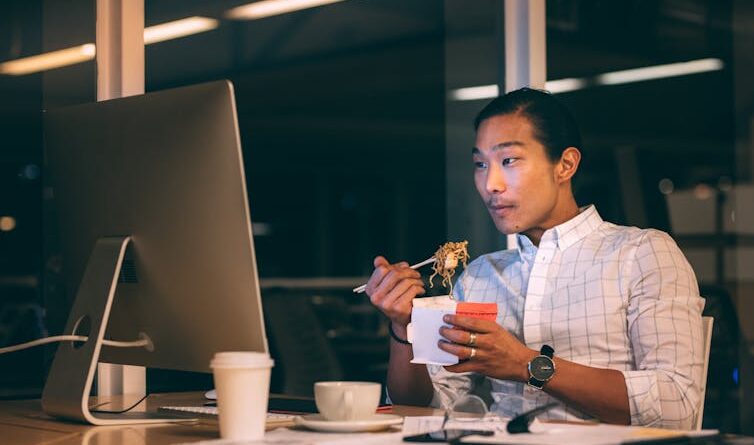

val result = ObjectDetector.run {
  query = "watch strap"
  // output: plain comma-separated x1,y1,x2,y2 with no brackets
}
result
541,344,554,358
527,375,546,389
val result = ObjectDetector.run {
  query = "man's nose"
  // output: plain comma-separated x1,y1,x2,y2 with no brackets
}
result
486,164,507,194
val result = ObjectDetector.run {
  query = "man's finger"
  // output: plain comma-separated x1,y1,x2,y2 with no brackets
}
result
375,267,420,295
368,256,414,294
395,284,425,307
444,362,474,373
366,257,392,293
381,278,424,309
437,339,477,360
373,256,390,268
442,314,497,333
439,327,482,346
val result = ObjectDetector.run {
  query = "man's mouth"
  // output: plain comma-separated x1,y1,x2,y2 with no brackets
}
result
488,203,515,216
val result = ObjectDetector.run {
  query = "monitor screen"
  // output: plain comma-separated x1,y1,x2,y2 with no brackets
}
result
44,80,268,373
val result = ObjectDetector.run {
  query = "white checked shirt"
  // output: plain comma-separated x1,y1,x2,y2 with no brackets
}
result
428,205,705,430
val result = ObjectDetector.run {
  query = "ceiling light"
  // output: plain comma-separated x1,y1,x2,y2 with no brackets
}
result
144,16,219,45
226,0,346,20
0,16,220,76
448,58,724,101
448,84,499,101
447,78,583,101
596,58,723,85
0,44,95,76
545,77,587,94
0,216,16,232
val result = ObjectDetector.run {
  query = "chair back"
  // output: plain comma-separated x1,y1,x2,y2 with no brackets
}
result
263,290,343,396
695,316,714,430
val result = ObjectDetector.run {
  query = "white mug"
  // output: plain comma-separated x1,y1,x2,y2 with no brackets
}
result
314,381,380,421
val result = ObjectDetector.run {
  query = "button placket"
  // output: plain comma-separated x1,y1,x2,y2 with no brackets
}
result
524,239,556,347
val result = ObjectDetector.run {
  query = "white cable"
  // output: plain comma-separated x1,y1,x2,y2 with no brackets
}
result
0,335,150,355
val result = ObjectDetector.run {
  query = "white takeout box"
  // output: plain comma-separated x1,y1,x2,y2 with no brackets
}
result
407,296,497,366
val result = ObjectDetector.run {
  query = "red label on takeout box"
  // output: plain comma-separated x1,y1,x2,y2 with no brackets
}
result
455,302,497,321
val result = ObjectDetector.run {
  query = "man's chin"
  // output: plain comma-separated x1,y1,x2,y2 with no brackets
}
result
492,220,518,235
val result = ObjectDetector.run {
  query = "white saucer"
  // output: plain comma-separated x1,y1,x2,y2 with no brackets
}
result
294,414,403,432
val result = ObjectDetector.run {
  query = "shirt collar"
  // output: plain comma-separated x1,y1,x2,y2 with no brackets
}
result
553,204,603,250
516,231,537,259
515,204,603,254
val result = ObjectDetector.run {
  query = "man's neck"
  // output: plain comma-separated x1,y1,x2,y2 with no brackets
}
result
521,197,581,247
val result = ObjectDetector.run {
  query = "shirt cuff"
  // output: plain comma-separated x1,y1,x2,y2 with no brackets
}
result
621,370,662,427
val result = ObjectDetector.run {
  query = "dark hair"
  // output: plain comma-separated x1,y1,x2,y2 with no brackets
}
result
473,88,582,162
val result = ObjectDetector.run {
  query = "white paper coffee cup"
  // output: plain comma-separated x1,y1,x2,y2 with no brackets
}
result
210,352,274,440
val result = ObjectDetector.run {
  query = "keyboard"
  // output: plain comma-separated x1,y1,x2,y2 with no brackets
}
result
158,405,297,426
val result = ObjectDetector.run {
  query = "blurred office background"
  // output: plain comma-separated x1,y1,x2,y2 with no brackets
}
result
1,0,752,433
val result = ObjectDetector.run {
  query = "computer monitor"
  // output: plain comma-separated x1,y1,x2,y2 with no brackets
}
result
41,80,269,424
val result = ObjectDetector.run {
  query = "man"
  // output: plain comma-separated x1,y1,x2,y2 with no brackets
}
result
365,88,704,429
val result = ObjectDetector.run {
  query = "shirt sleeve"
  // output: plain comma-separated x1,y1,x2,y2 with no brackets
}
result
622,229,705,430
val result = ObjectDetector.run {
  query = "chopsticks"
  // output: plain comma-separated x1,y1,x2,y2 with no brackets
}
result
352,256,436,293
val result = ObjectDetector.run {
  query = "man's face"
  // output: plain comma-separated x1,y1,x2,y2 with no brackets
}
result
473,113,561,236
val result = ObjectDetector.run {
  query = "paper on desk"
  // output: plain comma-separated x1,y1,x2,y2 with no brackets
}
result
402,415,506,436
175,427,404,445
457,422,719,445
401,415,445,435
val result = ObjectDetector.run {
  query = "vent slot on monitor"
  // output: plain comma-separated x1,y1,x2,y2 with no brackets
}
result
117,247,138,284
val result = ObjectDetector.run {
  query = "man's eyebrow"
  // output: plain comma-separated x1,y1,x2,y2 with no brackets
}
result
471,141,526,154
492,141,525,150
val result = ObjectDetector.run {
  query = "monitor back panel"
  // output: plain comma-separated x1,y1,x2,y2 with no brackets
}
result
44,80,268,373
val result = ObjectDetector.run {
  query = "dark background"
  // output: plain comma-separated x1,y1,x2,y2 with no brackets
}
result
0,0,750,433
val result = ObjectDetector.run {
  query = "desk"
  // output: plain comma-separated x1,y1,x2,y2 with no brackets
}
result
0,392,441,445
3,395,752,445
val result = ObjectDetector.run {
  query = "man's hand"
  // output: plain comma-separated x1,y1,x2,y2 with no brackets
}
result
438,314,537,381
365,256,425,328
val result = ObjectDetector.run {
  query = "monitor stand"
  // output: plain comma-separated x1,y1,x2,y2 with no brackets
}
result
41,236,195,425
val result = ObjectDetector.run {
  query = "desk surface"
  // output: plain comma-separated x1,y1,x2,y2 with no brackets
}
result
0,392,441,445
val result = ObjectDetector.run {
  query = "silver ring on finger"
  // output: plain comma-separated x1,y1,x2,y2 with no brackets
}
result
469,346,477,359
468,332,477,346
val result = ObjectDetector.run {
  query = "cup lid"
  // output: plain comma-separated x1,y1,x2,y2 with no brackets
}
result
210,351,274,368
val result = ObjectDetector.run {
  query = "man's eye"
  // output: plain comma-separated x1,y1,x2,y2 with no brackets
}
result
473,161,487,169
502,158,518,166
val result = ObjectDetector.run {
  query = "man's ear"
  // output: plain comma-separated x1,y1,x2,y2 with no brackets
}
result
556,147,581,183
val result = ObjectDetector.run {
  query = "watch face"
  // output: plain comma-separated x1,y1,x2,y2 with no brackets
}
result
529,355,555,381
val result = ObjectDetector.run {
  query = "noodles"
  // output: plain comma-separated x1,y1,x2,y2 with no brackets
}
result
428,241,470,297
